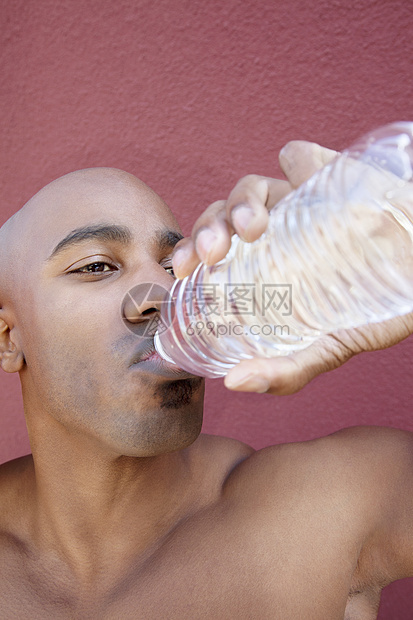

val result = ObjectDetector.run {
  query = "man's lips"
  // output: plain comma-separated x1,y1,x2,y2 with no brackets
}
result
139,346,160,362
129,341,159,365
129,341,198,379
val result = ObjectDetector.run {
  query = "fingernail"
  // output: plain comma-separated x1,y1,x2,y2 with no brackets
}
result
279,144,293,167
172,248,186,275
232,204,254,237
226,372,269,393
195,229,217,263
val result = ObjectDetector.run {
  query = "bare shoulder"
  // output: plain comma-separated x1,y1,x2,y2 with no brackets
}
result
0,453,33,483
0,454,34,527
196,433,254,458
226,425,413,487
222,425,413,528
194,433,255,486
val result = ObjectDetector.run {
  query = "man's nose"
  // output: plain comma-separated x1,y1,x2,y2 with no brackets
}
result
122,282,170,324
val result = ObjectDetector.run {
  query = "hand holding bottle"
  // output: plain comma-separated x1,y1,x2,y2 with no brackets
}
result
171,140,413,395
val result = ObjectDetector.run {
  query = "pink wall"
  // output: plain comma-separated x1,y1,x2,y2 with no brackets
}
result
1,0,413,615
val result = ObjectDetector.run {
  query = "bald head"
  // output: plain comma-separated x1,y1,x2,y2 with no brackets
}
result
0,167,179,308
0,167,203,455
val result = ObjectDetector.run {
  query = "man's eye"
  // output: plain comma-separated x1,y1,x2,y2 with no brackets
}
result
74,262,114,273
164,265,175,278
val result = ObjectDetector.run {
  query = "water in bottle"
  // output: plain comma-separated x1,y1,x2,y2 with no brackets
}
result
155,122,413,378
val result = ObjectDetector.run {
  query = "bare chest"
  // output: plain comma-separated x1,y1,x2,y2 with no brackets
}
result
0,528,382,620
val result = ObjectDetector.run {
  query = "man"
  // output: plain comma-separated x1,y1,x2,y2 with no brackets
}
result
0,142,412,619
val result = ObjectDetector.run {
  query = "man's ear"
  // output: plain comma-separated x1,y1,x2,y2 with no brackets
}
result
0,317,24,373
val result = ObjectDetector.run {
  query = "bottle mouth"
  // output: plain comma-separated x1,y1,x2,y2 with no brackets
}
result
154,331,177,365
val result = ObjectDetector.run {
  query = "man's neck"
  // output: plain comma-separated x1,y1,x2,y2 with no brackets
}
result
24,416,198,583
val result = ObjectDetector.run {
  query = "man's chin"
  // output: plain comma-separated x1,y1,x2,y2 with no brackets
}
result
156,376,204,410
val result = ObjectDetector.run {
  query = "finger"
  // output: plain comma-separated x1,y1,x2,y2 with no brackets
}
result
224,356,313,395
265,178,293,208
224,338,350,395
227,175,291,242
190,200,234,266
172,237,200,280
279,141,338,189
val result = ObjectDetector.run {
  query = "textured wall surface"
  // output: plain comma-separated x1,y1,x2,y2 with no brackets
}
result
1,0,413,616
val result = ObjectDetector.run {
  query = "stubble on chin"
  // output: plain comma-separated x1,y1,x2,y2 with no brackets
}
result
156,377,204,410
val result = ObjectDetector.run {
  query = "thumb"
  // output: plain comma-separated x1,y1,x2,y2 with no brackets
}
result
279,141,338,189
224,338,351,395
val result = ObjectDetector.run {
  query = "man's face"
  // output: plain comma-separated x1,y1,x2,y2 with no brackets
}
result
7,168,204,456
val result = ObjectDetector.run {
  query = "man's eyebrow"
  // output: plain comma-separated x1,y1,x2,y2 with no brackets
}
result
47,224,133,260
47,225,184,261
157,230,184,250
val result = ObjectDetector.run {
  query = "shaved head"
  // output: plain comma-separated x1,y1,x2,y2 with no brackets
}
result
0,209,21,306
0,168,168,306
0,167,203,457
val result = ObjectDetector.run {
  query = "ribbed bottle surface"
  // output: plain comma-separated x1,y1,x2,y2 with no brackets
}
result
155,123,413,378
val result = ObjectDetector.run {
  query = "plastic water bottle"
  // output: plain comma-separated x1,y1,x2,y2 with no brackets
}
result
154,122,413,378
